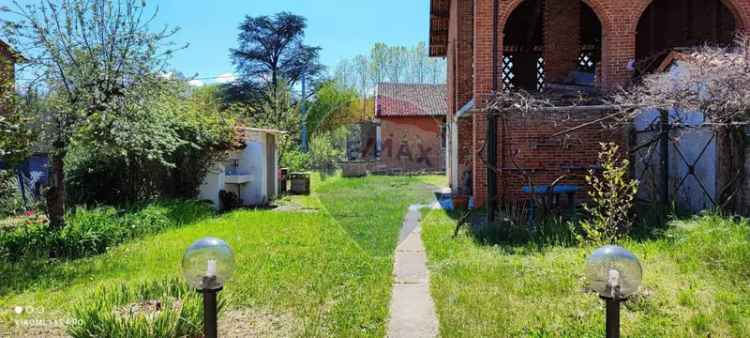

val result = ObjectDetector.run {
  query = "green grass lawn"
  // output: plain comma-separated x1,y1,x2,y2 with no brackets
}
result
421,210,750,337
0,173,445,337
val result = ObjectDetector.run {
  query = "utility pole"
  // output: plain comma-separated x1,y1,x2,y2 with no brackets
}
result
301,63,309,153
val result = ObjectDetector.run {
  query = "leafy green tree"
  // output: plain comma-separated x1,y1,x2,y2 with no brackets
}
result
227,78,300,165
231,12,324,103
0,47,33,215
2,0,183,227
0,112,33,216
66,78,238,205
306,80,359,134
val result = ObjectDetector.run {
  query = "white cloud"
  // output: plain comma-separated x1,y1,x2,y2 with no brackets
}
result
216,72,237,84
188,79,205,87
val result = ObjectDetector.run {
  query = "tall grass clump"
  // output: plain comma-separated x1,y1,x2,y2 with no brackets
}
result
0,200,213,261
67,278,223,338
668,215,750,279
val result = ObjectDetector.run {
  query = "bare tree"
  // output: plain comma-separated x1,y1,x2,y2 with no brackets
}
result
385,46,407,83
1,0,182,228
427,57,446,84
613,37,750,125
369,43,388,87
352,55,370,117
409,42,428,83
333,59,354,89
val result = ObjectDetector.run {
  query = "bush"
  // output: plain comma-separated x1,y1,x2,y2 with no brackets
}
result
0,200,213,261
579,143,639,244
308,129,347,170
280,129,347,172
67,278,222,338
0,169,23,217
0,217,52,259
281,149,311,172
65,81,239,206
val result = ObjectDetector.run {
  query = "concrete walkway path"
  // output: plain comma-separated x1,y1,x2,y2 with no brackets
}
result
386,205,439,338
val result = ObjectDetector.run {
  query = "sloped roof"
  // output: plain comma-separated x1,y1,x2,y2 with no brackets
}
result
376,83,448,118
0,39,25,62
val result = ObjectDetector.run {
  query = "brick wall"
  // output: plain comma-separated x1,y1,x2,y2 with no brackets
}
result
378,116,446,171
497,111,626,203
456,117,473,186
471,0,750,94
462,0,750,207
543,0,581,83
447,0,474,187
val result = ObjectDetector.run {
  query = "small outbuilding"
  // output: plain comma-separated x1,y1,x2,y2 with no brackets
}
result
199,128,283,210
374,83,448,172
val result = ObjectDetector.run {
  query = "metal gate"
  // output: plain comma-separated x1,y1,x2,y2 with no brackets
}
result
631,109,718,213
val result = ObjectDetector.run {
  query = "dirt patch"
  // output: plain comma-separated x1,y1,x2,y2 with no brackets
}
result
219,308,300,337
272,201,319,213
1,315,69,338
115,299,182,318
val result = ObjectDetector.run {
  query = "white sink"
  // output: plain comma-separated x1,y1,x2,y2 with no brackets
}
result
225,175,252,184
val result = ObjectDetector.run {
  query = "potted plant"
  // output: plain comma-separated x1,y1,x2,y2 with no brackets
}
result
452,195,469,210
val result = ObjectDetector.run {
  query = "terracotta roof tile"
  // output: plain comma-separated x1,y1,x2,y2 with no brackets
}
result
375,83,448,118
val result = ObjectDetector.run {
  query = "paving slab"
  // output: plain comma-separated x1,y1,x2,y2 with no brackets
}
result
394,250,429,284
387,206,439,338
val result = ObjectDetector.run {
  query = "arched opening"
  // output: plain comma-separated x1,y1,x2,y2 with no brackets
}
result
636,0,737,68
501,0,603,91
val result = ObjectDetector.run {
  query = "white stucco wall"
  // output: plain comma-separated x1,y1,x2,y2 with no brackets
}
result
198,163,225,209
238,131,267,206
198,129,281,209
449,120,460,190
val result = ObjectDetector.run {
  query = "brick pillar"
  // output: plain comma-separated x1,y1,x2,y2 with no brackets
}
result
543,0,581,83
471,0,496,208
456,0,474,107
472,103,488,208
473,0,494,95
601,28,635,89
448,0,475,114
448,0,475,190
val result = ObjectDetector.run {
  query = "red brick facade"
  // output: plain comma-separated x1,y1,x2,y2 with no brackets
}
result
378,117,447,171
432,0,750,208
375,83,448,172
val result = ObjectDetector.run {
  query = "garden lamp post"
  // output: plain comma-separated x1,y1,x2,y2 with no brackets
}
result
182,237,235,338
585,245,642,338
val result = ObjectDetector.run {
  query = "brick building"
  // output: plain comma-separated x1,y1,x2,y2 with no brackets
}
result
0,39,22,115
430,0,750,211
374,83,448,172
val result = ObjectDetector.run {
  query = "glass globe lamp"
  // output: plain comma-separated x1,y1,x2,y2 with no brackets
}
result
585,245,642,299
182,237,235,291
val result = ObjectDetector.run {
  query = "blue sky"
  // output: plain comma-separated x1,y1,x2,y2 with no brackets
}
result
150,1,433,85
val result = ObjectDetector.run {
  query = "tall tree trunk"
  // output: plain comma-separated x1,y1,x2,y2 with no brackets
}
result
46,149,66,229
